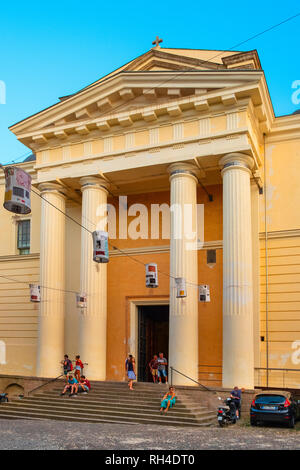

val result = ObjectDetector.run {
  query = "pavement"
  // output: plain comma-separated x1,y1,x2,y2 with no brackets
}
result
0,418,299,450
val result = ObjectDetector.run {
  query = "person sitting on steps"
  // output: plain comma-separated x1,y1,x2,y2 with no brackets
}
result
75,375,91,394
60,374,78,396
160,386,176,414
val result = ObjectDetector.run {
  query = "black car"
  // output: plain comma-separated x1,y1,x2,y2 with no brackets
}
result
250,390,300,428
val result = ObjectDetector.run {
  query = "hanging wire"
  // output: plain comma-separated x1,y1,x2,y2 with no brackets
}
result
0,272,78,295
61,11,300,126
29,186,205,289
2,10,299,173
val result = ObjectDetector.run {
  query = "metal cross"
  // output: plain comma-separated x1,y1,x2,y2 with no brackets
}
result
152,36,163,47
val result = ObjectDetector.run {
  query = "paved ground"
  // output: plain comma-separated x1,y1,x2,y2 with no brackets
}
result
0,418,299,450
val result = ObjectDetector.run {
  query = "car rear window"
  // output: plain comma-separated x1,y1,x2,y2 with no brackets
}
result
255,395,286,404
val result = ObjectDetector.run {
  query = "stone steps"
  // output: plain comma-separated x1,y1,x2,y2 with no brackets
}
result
0,381,216,427
1,402,213,424
20,395,208,413
4,397,214,419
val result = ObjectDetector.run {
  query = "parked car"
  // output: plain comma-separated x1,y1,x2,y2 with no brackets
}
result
250,390,300,428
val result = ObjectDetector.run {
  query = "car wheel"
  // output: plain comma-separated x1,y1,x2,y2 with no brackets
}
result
288,415,295,429
250,418,256,426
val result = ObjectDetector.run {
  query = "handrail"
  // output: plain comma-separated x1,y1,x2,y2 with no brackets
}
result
28,374,63,396
170,366,211,391
255,367,300,372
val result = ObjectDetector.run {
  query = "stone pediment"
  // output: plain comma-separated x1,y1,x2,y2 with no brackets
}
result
10,47,268,150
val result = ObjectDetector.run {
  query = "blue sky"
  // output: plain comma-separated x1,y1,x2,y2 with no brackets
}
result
0,1,299,164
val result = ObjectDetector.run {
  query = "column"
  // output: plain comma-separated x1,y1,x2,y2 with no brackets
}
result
36,183,67,378
168,162,199,385
220,152,255,389
79,176,109,380
251,179,261,371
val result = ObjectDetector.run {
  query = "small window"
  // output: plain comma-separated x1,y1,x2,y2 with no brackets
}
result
207,249,216,265
17,220,30,255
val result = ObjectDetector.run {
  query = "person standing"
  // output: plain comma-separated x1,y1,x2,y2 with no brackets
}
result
61,355,73,382
157,352,168,384
74,355,84,382
230,386,242,419
149,354,158,383
125,354,136,390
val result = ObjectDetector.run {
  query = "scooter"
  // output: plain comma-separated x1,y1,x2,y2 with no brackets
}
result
0,393,8,403
217,397,237,427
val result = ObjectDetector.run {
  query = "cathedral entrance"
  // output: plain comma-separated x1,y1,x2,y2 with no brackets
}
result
137,305,169,382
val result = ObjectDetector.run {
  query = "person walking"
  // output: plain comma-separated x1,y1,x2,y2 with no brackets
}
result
149,354,158,383
157,352,168,384
125,354,136,391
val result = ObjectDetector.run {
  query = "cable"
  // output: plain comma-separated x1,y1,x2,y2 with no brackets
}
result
30,186,204,289
0,151,33,167
59,11,300,124
0,272,78,295
2,11,300,170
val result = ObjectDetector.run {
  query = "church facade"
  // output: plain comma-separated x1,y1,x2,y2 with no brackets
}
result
1,45,300,389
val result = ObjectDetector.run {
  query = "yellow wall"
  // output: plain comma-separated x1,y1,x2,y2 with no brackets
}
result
258,137,300,388
0,256,39,376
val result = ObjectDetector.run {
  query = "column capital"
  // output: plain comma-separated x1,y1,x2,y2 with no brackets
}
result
219,153,254,176
167,162,199,183
79,176,110,194
38,182,68,199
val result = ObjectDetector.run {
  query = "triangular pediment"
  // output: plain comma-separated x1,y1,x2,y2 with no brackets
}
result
9,47,267,149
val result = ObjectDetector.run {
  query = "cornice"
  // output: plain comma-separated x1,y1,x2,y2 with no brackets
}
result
266,113,300,143
10,71,264,138
0,253,40,262
259,229,300,240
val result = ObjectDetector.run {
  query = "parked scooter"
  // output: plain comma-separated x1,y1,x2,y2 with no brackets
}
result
217,397,237,427
0,393,8,404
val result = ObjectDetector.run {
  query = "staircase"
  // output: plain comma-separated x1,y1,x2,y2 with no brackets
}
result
0,381,215,427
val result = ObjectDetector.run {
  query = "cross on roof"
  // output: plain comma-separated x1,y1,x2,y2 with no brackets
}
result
152,36,163,47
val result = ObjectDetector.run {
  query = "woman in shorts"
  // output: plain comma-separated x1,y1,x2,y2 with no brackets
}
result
125,355,136,391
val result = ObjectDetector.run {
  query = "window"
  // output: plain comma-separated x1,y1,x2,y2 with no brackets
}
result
17,220,30,255
207,249,216,265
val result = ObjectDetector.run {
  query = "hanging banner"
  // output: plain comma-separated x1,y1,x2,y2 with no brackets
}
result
145,263,158,288
199,284,210,302
92,230,109,263
30,284,41,302
175,277,187,298
76,293,87,308
3,166,32,215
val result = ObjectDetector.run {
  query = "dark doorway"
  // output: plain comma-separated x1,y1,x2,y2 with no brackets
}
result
138,305,169,382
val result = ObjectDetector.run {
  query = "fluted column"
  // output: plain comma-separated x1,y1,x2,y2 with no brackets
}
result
220,153,255,389
168,163,199,385
37,183,67,378
79,177,109,380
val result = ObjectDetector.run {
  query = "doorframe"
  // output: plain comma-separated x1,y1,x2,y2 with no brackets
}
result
127,296,169,380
